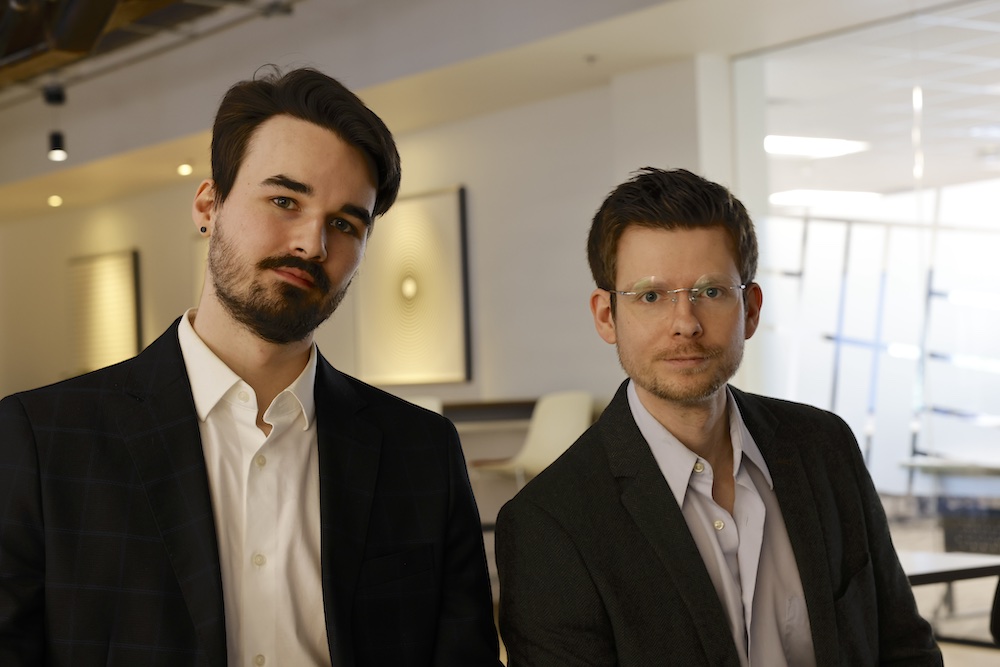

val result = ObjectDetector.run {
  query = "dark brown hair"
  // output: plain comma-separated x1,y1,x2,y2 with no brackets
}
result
587,167,758,291
210,66,401,223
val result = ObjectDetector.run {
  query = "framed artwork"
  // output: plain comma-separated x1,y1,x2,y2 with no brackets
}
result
68,249,141,375
356,185,471,385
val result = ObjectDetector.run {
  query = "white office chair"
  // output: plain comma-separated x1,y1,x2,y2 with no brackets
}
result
472,390,594,489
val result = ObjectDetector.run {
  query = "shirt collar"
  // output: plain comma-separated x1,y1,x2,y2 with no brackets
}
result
627,380,773,507
731,393,773,489
176,308,317,429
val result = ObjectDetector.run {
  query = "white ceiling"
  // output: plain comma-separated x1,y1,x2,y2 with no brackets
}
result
2,0,994,219
763,0,1000,196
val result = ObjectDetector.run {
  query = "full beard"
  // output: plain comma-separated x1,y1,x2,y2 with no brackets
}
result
208,224,349,345
618,342,743,407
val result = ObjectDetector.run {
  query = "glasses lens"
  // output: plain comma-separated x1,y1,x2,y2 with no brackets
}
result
619,276,742,318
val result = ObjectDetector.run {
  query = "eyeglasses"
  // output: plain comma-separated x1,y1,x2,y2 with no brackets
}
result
604,276,747,319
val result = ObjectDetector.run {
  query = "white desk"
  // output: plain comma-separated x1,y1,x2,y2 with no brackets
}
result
900,457,1000,476
900,550,1000,586
899,550,1000,648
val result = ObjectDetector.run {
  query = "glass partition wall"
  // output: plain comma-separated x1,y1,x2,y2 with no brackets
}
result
734,0,1000,510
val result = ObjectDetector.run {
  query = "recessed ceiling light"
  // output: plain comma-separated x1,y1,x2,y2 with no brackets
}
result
764,135,869,159
177,163,193,176
769,189,881,208
47,195,63,207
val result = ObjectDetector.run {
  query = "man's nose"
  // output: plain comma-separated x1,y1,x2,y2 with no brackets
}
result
667,295,703,337
292,217,328,263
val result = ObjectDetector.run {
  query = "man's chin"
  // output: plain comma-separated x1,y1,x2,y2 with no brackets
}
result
649,382,723,406
630,364,735,407
215,279,348,344
245,311,326,345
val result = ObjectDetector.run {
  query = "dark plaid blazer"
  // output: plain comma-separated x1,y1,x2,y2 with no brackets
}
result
0,320,501,666
496,381,942,666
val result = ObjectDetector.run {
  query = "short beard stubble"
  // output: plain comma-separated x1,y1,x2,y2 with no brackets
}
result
618,340,744,407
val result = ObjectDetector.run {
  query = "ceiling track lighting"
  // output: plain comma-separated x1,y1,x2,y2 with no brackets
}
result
43,84,66,105
48,131,67,162
43,83,68,162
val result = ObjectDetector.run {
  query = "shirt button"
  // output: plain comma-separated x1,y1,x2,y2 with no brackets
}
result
255,454,267,468
254,655,266,666
713,519,725,531
252,553,267,567
693,461,705,473
238,390,250,402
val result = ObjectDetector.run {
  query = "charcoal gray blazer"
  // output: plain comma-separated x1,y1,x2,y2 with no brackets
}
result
0,320,500,667
496,381,942,666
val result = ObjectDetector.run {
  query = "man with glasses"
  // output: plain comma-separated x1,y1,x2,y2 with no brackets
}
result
496,168,941,666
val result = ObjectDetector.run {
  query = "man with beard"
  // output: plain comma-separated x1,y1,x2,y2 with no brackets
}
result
0,68,501,667
495,168,941,666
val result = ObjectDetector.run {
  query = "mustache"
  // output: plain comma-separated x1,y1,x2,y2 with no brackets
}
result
657,344,722,361
257,255,331,291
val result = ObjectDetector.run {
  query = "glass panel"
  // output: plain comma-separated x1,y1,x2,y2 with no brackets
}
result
840,224,886,342
832,345,874,442
869,354,920,495
735,1,1000,496
882,227,931,347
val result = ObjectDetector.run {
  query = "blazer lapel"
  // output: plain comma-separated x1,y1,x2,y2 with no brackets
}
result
599,382,741,666
314,356,382,666
117,323,227,667
731,388,839,667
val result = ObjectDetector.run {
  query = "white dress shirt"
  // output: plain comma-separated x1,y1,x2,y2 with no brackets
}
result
628,381,816,666
178,310,331,667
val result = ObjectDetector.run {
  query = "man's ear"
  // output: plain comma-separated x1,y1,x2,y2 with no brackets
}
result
743,282,763,340
590,289,618,345
192,180,217,234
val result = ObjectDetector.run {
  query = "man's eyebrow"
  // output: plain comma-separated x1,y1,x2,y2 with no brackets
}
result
263,174,373,228
342,204,373,229
261,174,313,195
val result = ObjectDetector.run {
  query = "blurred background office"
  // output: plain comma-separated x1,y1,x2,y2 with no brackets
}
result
2,0,1000,661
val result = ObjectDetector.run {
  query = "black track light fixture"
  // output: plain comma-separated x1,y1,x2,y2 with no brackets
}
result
48,131,67,162
43,83,68,162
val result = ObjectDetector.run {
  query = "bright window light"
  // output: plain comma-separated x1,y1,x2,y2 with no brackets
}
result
887,343,921,360
947,289,1000,311
975,414,1000,428
971,125,1000,139
951,354,1000,375
769,189,882,208
764,135,869,158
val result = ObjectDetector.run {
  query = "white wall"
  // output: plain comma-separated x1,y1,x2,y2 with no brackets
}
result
379,85,625,404
0,181,199,393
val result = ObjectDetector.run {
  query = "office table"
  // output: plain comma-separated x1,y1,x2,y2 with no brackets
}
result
899,457,1000,476
900,550,1000,648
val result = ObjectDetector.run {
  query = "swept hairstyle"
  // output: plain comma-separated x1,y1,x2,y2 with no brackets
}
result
587,167,758,296
210,66,401,226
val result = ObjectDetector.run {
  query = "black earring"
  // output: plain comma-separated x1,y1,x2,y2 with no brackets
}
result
200,226,207,233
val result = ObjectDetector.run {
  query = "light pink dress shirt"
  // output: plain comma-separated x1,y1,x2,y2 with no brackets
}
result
628,381,816,666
